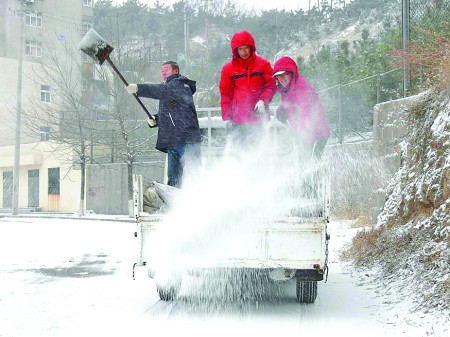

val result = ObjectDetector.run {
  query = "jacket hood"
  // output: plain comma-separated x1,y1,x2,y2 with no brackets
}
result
231,31,256,57
168,74,197,94
273,56,299,81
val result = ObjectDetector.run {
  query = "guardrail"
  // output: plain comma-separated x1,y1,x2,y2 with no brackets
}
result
318,68,404,143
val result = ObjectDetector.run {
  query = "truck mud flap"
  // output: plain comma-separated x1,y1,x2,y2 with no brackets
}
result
295,269,324,281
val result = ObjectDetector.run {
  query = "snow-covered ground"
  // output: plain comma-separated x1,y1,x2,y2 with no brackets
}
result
0,215,447,337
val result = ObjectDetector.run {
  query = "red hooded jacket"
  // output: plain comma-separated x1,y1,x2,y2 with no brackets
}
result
219,31,276,125
273,56,330,144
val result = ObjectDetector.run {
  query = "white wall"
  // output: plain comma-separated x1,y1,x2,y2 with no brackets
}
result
0,141,81,212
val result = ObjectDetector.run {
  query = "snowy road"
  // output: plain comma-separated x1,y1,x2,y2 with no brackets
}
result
0,216,445,337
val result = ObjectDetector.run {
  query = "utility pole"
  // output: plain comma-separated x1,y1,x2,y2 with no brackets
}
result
12,4,27,215
205,0,209,65
402,0,410,97
183,6,189,73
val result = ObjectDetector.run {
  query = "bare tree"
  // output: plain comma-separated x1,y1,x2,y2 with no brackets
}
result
21,39,106,215
101,40,164,215
23,36,161,216
103,80,161,216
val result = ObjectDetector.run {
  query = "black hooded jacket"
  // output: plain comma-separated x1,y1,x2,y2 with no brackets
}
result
137,74,202,153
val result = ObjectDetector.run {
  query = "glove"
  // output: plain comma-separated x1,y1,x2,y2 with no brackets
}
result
147,117,158,128
254,100,265,116
276,108,288,124
223,120,233,130
126,83,138,94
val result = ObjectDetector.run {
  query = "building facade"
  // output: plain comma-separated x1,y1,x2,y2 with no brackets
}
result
0,141,82,212
0,0,93,212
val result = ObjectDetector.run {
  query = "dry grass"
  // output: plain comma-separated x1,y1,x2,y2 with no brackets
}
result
353,215,372,228
392,27,450,91
437,55,450,90
332,200,373,223
339,226,384,264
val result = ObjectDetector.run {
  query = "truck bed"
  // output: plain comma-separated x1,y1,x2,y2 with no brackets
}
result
132,150,331,303
136,213,328,271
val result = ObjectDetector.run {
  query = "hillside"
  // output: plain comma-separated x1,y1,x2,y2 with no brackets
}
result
95,0,410,108
343,86,450,316
273,0,400,61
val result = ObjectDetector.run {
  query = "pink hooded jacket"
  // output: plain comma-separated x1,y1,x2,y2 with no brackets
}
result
219,31,276,124
273,56,330,144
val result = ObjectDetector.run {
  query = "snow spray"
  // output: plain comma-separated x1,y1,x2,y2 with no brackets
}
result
148,123,328,303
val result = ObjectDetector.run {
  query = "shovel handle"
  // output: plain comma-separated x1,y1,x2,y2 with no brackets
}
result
106,57,155,121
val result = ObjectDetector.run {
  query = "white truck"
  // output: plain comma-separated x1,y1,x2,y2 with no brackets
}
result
132,117,331,303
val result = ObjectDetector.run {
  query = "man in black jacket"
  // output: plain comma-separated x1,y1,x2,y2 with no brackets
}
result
126,61,202,188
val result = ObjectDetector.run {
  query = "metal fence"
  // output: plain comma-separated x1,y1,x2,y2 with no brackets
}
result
318,68,404,143
197,67,404,145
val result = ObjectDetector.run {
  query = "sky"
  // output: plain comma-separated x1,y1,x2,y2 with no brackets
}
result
111,0,313,12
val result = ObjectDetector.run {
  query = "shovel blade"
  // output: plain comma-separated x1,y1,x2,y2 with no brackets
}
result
153,181,181,207
77,28,114,65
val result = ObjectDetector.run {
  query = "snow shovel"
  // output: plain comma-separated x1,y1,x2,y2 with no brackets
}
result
77,28,155,121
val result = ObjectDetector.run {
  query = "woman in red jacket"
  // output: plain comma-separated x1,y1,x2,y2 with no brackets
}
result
219,31,276,147
273,56,330,159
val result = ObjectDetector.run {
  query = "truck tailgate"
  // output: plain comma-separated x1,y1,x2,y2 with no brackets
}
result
136,215,327,270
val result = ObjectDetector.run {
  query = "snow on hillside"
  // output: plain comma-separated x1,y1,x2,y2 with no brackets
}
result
275,2,399,61
343,87,450,331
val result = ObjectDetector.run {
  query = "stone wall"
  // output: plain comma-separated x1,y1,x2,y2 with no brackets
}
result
371,92,430,223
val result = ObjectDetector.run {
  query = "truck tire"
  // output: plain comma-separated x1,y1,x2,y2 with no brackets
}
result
156,279,181,301
296,279,317,303
156,284,179,301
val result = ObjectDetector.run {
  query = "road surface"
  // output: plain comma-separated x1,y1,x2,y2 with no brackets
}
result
0,216,443,337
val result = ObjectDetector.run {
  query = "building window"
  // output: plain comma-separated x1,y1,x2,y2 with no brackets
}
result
41,85,51,103
83,0,93,7
82,78,93,92
25,12,42,28
40,126,51,141
82,62,94,77
82,21,92,35
25,40,42,57
96,108,109,121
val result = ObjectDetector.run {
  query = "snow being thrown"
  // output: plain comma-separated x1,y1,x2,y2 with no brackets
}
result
136,119,331,303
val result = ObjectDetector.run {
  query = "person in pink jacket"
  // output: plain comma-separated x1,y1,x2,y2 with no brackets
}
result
273,56,330,158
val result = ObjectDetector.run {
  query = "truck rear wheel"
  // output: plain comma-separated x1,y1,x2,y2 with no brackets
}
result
296,279,317,303
157,284,179,301
156,278,181,301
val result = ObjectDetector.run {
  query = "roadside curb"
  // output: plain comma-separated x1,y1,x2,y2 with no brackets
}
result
0,214,135,223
